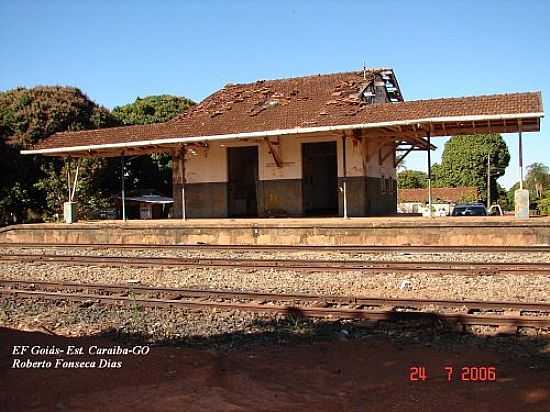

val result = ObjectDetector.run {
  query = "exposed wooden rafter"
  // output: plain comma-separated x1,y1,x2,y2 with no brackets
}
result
395,146,414,167
264,137,282,167
379,143,394,165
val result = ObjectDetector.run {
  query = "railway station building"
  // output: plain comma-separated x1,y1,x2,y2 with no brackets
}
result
21,68,543,220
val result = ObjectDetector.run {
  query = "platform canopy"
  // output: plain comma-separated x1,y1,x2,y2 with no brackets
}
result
21,69,543,158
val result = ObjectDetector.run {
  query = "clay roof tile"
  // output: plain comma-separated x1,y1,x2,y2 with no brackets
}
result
27,70,543,153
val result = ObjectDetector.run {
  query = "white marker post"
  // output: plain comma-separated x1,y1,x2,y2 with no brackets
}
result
515,131,529,219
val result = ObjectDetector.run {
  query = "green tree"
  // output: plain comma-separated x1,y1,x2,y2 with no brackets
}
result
0,126,30,225
397,170,427,189
430,163,443,186
506,183,517,210
1,86,117,146
111,95,195,196
496,183,511,210
34,158,120,220
538,191,550,216
0,86,119,223
431,134,510,203
525,162,550,199
507,163,550,214
112,95,194,125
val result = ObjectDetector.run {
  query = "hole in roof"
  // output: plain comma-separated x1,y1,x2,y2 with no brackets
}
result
360,84,376,104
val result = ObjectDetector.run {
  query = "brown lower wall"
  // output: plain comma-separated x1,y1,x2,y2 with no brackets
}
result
338,177,366,216
257,179,303,217
174,182,228,218
366,177,397,216
173,176,396,218
1,218,550,246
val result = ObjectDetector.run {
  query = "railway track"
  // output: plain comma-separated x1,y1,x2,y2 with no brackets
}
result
1,253,550,275
2,242,550,253
1,279,549,332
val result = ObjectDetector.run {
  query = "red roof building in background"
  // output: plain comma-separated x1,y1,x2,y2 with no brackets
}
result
398,187,479,203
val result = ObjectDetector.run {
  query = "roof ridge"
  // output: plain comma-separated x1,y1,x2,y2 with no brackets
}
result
222,67,392,88
399,91,543,106
22,85,542,154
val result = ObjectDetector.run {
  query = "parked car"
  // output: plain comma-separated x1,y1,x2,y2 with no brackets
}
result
451,203,487,216
90,208,119,220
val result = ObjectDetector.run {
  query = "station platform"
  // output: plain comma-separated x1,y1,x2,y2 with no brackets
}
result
1,216,550,247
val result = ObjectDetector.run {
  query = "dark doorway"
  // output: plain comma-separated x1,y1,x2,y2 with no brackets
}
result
302,141,338,216
228,146,258,217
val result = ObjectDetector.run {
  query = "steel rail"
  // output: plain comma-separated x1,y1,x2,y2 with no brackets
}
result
1,286,549,330
0,279,550,312
1,278,549,314
2,242,550,253
1,253,550,275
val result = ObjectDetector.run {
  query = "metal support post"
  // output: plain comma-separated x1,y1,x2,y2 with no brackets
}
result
181,184,186,220
66,157,72,202
519,131,524,190
180,147,187,220
427,130,432,217
121,155,126,221
487,155,491,208
342,134,348,219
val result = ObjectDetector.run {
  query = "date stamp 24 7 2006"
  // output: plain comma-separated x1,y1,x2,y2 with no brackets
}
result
409,366,497,382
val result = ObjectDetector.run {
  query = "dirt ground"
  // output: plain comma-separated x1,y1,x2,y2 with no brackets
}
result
1,327,549,412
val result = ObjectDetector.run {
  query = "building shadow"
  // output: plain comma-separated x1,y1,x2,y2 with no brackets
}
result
92,305,550,362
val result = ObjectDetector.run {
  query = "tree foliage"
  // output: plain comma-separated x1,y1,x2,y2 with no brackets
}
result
495,182,511,210
111,95,195,197
0,88,197,225
539,192,550,215
0,86,120,224
0,126,33,225
432,134,510,203
525,162,550,198
507,162,550,214
34,158,121,220
505,181,537,210
1,86,118,146
397,170,427,189
112,95,195,125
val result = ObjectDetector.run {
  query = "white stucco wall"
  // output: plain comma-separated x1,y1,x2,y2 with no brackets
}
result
261,134,365,180
363,138,396,179
183,133,396,184
185,143,227,183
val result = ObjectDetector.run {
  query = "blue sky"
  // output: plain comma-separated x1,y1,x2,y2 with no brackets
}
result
0,0,548,188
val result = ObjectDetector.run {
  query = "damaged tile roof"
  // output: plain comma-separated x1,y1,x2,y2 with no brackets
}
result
25,69,543,153
398,187,479,203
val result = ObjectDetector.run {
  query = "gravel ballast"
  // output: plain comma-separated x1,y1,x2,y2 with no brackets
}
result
1,261,549,303
2,298,549,360
2,246,550,263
